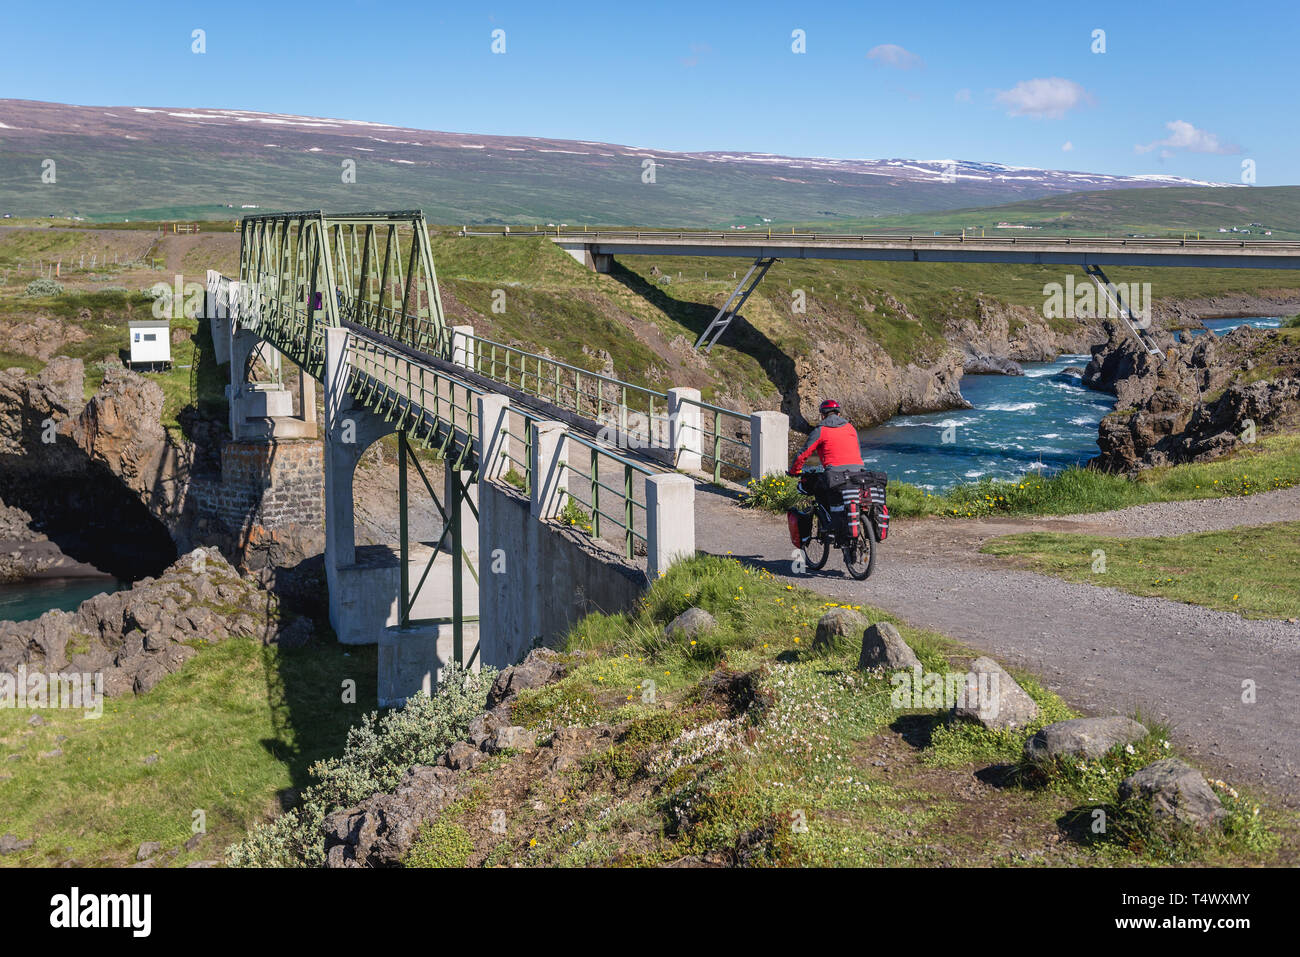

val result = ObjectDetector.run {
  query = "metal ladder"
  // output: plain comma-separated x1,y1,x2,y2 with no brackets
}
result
693,256,777,352
1084,263,1163,356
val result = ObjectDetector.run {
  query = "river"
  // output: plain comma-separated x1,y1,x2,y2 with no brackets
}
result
0,576,128,623
856,316,1283,491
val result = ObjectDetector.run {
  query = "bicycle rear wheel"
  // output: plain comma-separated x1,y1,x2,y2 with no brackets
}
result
843,524,876,580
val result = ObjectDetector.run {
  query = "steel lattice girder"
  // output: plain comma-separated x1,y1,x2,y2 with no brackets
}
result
237,210,449,373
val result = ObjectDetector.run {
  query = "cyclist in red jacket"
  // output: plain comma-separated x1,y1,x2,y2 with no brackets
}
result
789,399,863,474
788,399,866,536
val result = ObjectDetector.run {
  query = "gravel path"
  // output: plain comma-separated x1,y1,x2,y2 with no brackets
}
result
692,487,1300,805
1055,483,1300,538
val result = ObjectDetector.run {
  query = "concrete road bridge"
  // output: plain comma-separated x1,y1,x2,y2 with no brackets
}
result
463,227,1300,354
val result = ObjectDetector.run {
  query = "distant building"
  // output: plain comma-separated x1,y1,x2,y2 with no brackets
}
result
128,319,171,371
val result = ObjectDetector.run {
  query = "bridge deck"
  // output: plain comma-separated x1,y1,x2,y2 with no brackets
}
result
538,231,1300,269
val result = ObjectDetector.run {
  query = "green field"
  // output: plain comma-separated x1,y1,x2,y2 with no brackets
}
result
794,185,1300,241
983,521,1300,620
0,638,377,867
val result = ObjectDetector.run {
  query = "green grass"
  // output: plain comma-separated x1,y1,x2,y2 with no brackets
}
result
0,637,377,867
800,185,1300,242
405,812,475,868
529,555,1287,865
888,432,1300,519
982,521,1300,620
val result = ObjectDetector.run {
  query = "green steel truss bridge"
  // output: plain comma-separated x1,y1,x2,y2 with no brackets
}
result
214,210,755,679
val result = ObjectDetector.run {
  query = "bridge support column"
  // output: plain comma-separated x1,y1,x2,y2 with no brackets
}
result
452,325,476,371
204,271,233,366
750,410,789,480
477,394,512,483
531,420,570,519
556,242,613,273
229,327,314,441
298,370,316,424
668,387,702,471
646,473,695,580
323,327,400,645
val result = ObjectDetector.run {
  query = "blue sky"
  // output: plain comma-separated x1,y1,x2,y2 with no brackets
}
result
2,0,1296,183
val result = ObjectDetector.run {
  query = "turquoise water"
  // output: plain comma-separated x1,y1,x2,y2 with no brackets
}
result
856,317,1282,491
0,577,127,623
1177,316,1281,341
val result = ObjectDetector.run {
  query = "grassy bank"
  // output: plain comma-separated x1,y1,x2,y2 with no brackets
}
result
982,521,1300,621
395,556,1286,867
739,433,1300,519
0,638,376,867
0,289,229,437
890,433,1300,518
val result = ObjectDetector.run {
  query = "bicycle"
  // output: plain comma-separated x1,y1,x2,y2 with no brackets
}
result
786,467,888,581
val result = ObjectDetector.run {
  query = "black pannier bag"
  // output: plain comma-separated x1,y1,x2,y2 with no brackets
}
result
839,468,889,541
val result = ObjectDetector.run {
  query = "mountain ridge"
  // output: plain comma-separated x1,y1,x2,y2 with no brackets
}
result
0,98,1241,225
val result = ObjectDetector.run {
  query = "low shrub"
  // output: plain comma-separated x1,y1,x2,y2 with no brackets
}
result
24,278,64,297
226,661,495,867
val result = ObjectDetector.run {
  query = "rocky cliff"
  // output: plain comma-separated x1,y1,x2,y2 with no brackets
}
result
1085,321,1300,471
784,295,1103,431
0,358,183,579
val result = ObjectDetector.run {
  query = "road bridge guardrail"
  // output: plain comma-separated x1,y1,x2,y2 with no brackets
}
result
461,226,1300,252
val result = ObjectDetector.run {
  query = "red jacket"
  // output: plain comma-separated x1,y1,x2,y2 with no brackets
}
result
790,414,863,473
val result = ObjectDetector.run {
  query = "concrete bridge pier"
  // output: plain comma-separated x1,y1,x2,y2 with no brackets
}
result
323,328,400,645
321,329,480,705
555,241,613,273
228,325,316,441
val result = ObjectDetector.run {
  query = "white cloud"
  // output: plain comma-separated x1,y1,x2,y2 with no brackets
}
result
1061,141,1074,152
954,88,972,103
867,44,924,70
1134,120,1240,156
995,77,1092,119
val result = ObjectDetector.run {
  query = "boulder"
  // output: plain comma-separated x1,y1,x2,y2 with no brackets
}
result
813,607,866,655
466,710,505,750
964,352,1024,376
857,621,921,672
136,841,161,861
952,656,1039,730
443,740,484,771
271,616,313,650
662,607,717,640
0,833,34,855
489,726,537,753
485,648,567,709
1023,716,1148,763
1119,759,1226,831
322,764,460,868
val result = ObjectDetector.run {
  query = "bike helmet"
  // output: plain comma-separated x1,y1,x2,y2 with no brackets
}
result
818,399,841,417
